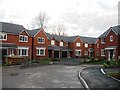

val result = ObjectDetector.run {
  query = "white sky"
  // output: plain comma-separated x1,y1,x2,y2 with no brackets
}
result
0,0,119,37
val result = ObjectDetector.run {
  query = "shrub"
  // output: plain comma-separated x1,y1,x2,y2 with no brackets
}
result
39,58,51,64
52,58,60,61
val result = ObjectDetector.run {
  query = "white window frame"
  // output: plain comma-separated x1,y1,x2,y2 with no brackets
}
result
101,49,105,56
51,40,55,45
110,35,113,42
85,43,88,48
36,47,46,56
76,42,80,47
60,41,63,46
10,49,14,56
75,50,81,56
38,37,45,44
0,33,7,41
19,35,28,42
84,51,88,55
97,44,99,48
18,47,29,56
101,38,105,44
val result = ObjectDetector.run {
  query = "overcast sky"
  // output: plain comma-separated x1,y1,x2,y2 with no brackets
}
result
0,0,119,37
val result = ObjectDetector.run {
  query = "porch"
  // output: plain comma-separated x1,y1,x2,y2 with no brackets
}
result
48,45,73,59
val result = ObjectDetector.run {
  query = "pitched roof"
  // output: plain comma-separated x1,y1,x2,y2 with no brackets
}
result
46,33,79,42
26,29,40,36
0,22,26,34
79,36,97,44
98,25,120,38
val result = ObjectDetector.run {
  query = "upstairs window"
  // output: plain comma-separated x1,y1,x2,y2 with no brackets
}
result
85,43,88,48
38,37,45,44
60,41,63,46
97,44,99,48
19,35,28,42
0,33,7,40
101,38,105,44
51,40,55,45
76,42,80,47
110,35,113,42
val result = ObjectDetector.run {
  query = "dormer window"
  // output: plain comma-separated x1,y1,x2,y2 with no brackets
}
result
101,38,105,44
76,42,80,47
0,33,7,40
110,35,113,42
51,40,55,45
85,43,88,48
38,37,45,44
19,35,28,42
60,41,63,46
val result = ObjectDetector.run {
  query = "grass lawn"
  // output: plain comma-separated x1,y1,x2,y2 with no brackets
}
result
107,72,120,80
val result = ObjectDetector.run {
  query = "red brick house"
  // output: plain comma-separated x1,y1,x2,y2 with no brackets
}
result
2,21,119,64
0,22,32,63
96,25,120,60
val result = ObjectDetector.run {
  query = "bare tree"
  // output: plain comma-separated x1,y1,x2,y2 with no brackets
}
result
31,12,49,29
52,23,67,36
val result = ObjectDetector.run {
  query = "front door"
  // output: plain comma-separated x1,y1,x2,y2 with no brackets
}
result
108,50,114,61
62,51,67,58
54,51,59,58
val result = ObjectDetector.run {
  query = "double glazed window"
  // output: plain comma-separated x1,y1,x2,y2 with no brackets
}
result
18,49,28,56
0,33,7,40
38,37,45,44
75,50,81,56
85,43,88,48
60,42,63,46
36,48,46,56
84,51,88,55
51,40,55,45
76,42,80,47
110,35,113,42
19,35,28,42
101,38,105,44
101,49,105,56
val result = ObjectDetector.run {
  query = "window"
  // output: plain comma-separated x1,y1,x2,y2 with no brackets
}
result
97,51,99,56
60,42,63,46
38,37,45,44
76,42,80,47
51,40,55,45
101,49,105,56
85,43,88,48
75,50,81,56
84,51,88,55
110,35,113,42
101,38,105,44
97,44,99,48
0,33,7,40
18,49,28,56
10,49,14,56
19,35,28,42
36,47,46,56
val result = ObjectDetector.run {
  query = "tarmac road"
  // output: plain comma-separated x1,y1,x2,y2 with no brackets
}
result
81,65,120,88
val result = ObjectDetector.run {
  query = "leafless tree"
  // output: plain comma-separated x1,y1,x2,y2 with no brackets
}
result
52,23,67,36
31,12,49,30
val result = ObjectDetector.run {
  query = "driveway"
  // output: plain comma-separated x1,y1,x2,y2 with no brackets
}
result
2,65,85,88
80,65,120,88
